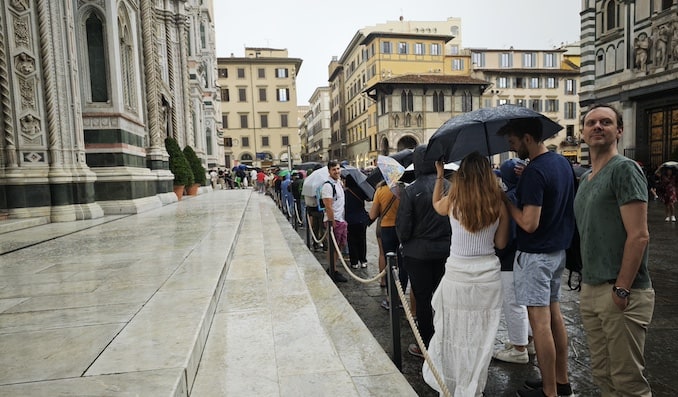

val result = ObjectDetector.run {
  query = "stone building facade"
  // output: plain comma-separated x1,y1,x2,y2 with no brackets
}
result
580,0,678,168
0,0,220,221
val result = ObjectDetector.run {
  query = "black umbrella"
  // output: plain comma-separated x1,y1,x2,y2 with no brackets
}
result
424,105,563,162
341,165,375,201
366,148,415,188
293,161,323,171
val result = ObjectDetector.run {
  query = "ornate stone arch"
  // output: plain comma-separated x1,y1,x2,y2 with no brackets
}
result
118,3,138,112
77,5,111,104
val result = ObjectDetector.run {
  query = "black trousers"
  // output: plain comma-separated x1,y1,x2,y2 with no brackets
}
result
347,222,367,266
403,256,446,347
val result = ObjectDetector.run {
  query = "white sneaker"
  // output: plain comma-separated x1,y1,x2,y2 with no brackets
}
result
493,343,529,364
672,216,676,222
360,261,368,268
666,217,671,222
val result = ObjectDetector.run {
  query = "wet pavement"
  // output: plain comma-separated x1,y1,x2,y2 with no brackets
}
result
296,199,678,397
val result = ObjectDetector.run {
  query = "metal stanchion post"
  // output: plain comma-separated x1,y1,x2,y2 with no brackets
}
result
328,223,336,282
386,251,401,370
293,199,298,232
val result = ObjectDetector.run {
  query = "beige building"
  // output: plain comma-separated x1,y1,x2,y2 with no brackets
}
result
304,87,332,162
329,18,463,167
217,48,303,169
579,0,678,170
469,44,582,164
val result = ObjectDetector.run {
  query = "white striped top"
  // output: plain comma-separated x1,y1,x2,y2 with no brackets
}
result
449,211,499,257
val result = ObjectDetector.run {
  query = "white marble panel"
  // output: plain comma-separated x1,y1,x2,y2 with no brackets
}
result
0,324,123,384
218,278,268,313
85,289,213,376
279,370,359,397
0,368,185,396
191,310,280,396
0,302,140,334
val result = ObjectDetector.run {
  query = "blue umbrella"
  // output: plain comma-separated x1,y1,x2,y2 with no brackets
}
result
424,105,563,162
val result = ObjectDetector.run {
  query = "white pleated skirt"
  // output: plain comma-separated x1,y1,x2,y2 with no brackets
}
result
423,254,502,397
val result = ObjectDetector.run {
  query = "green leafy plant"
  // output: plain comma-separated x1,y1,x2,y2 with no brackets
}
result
165,137,194,186
183,145,207,185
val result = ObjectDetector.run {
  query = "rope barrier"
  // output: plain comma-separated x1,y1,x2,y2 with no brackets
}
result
390,266,451,397
298,202,449,395
306,212,328,244
294,203,303,225
328,225,386,284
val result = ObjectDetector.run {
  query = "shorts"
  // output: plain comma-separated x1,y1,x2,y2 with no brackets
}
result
513,250,566,307
331,220,348,249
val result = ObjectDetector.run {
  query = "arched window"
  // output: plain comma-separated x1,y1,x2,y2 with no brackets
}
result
400,90,413,112
433,91,445,112
462,90,473,112
86,12,108,102
605,1,617,31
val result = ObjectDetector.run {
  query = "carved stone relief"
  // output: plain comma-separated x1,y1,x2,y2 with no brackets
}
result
20,114,41,138
14,16,31,48
9,0,29,12
15,52,35,74
18,77,35,109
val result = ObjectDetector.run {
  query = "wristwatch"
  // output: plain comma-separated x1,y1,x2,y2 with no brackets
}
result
612,285,631,299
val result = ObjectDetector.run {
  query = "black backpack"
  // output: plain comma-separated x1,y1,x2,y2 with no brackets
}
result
565,166,583,291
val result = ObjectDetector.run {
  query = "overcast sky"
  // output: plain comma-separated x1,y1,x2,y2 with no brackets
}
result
212,0,582,104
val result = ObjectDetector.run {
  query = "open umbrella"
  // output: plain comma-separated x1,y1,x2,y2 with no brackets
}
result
658,161,678,171
377,155,405,197
401,161,459,183
278,169,291,177
424,105,563,162
301,166,330,197
366,148,414,188
341,165,374,201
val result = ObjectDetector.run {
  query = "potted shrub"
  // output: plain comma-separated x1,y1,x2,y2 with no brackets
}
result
165,137,194,200
183,145,206,195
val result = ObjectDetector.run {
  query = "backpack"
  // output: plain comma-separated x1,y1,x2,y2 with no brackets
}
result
565,165,583,291
316,180,336,212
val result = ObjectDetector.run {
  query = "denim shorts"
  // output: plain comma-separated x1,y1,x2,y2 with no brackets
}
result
513,250,566,307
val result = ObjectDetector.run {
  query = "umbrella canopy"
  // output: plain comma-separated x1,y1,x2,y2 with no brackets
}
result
402,161,459,183
376,155,405,197
293,161,323,172
301,166,330,197
659,161,678,171
341,165,375,201
278,169,291,177
424,105,563,162
366,148,414,188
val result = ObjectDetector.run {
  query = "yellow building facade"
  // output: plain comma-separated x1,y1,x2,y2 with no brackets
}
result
217,48,303,169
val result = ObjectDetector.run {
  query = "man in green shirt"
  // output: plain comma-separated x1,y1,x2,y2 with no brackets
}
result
574,104,655,397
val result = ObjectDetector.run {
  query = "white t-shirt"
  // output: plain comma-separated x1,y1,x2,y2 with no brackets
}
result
321,178,345,222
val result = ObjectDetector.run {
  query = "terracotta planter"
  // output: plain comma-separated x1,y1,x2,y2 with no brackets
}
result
187,183,200,196
173,185,185,201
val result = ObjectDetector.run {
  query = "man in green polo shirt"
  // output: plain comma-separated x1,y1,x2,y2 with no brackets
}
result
574,103,655,397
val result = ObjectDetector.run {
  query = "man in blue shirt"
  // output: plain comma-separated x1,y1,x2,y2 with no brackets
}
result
499,118,575,397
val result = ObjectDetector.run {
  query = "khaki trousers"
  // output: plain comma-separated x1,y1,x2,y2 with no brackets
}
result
580,283,655,397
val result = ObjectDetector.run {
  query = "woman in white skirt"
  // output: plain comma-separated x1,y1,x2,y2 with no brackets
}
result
425,152,510,396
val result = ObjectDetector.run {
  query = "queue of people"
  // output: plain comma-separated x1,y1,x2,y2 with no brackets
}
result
220,102,654,397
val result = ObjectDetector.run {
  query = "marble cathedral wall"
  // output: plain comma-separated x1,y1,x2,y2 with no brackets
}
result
0,0,200,221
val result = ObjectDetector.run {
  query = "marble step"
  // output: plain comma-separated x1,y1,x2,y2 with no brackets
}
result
0,216,49,235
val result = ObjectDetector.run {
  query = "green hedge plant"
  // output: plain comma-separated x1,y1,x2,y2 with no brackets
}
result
165,137,194,186
183,145,207,185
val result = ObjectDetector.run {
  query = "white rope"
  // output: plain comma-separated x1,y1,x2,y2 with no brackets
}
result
294,202,303,224
328,225,387,284
390,266,451,397
306,213,328,243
